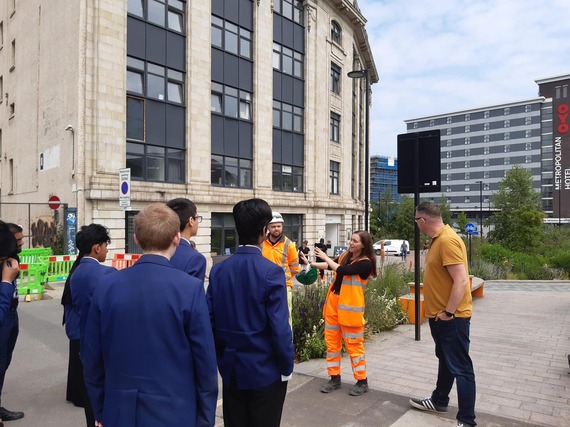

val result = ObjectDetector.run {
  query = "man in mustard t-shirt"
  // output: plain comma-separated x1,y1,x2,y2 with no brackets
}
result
409,202,477,427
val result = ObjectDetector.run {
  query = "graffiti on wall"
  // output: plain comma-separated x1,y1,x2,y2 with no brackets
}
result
30,218,58,248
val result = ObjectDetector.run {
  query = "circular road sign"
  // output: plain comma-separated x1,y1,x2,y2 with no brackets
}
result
464,222,477,234
121,181,129,195
48,195,61,210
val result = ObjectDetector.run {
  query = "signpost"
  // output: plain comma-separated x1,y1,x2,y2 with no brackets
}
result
398,129,441,341
464,222,478,266
119,168,131,208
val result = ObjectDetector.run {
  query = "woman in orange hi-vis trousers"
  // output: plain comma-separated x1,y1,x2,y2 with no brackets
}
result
312,231,377,396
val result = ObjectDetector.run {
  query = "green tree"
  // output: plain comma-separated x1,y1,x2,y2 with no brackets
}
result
372,188,397,240
385,196,415,246
456,212,469,235
488,165,544,252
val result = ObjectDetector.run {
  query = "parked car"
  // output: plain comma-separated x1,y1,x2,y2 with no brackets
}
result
373,239,410,256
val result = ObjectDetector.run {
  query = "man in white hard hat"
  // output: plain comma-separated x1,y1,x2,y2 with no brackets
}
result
262,212,300,328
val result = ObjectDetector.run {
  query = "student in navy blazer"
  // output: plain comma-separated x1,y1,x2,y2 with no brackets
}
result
69,224,116,426
82,204,218,427
166,198,207,281
207,198,294,427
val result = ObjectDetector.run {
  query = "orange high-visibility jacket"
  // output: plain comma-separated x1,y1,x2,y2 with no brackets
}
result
262,235,300,289
323,253,371,326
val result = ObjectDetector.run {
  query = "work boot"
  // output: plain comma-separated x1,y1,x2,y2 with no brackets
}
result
320,375,341,393
349,378,369,396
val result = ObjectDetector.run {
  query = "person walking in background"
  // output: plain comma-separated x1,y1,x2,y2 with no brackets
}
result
262,212,300,327
409,202,476,427
298,240,310,269
422,239,429,265
166,198,207,282
314,238,328,284
0,224,26,422
400,241,408,261
82,204,218,427
313,231,377,397
69,224,116,426
207,199,294,427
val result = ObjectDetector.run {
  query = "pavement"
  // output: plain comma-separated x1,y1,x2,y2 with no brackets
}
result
2,279,569,426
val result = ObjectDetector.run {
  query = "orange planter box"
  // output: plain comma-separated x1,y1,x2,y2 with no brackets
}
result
398,293,425,324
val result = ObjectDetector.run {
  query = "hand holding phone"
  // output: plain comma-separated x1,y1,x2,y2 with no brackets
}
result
2,257,20,283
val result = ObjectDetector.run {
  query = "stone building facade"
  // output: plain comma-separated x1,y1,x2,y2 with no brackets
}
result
0,0,377,267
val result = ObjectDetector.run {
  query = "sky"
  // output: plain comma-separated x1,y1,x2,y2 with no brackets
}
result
356,0,570,157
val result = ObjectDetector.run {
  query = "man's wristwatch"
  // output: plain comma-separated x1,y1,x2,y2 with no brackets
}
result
444,310,455,318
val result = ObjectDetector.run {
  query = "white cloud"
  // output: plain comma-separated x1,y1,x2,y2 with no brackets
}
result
357,0,570,156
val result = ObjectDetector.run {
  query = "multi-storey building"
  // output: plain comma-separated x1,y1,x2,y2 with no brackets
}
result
0,0,378,265
404,74,570,232
370,154,398,204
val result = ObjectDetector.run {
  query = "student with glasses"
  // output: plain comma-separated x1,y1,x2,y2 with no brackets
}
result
166,198,207,282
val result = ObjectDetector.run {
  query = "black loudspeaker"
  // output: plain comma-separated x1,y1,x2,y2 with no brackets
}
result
397,130,441,194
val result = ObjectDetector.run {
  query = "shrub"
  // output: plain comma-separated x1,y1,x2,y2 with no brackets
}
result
292,285,328,362
373,263,409,298
469,257,508,280
480,243,513,265
549,251,570,274
364,265,408,334
364,287,407,334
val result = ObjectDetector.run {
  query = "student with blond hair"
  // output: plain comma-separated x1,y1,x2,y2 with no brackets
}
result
82,203,218,427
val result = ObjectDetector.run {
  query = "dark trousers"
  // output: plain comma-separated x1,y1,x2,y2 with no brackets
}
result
67,340,95,426
0,310,19,407
223,378,288,427
429,317,477,427
66,340,84,407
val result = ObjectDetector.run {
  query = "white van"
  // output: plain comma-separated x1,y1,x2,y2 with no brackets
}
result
373,239,410,256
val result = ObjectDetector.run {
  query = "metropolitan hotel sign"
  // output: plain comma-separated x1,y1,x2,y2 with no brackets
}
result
553,92,569,218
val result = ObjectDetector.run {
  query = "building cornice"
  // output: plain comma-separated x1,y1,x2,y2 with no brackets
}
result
328,0,379,84
404,97,545,123
535,74,570,85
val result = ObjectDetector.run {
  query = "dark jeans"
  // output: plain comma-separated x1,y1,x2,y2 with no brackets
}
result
0,310,19,407
223,378,288,427
429,317,476,427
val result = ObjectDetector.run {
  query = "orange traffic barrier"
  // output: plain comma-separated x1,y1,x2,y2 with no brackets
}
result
112,253,142,270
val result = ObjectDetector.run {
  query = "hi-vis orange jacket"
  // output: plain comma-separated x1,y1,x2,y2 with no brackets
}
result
262,235,300,289
323,253,371,326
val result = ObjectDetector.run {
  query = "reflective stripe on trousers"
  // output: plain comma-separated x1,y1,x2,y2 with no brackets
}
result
323,291,366,380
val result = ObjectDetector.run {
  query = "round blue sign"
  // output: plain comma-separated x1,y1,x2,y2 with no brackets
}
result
465,223,477,233
121,181,129,195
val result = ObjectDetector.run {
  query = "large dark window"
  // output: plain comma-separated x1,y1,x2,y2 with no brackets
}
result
272,163,303,192
127,56,184,104
211,16,252,59
273,0,305,193
331,20,341,44
211,0,254,189
282,214,303,245
273,0,304,24
331,63,341,95
211,213,237,256
127,0,186,183
273,42,304,79
330,112,340,143
211,155,252,187
330,161,340,194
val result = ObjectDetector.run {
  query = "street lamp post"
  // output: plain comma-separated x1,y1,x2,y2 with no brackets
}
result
476,180,483,240
348,69,370,232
